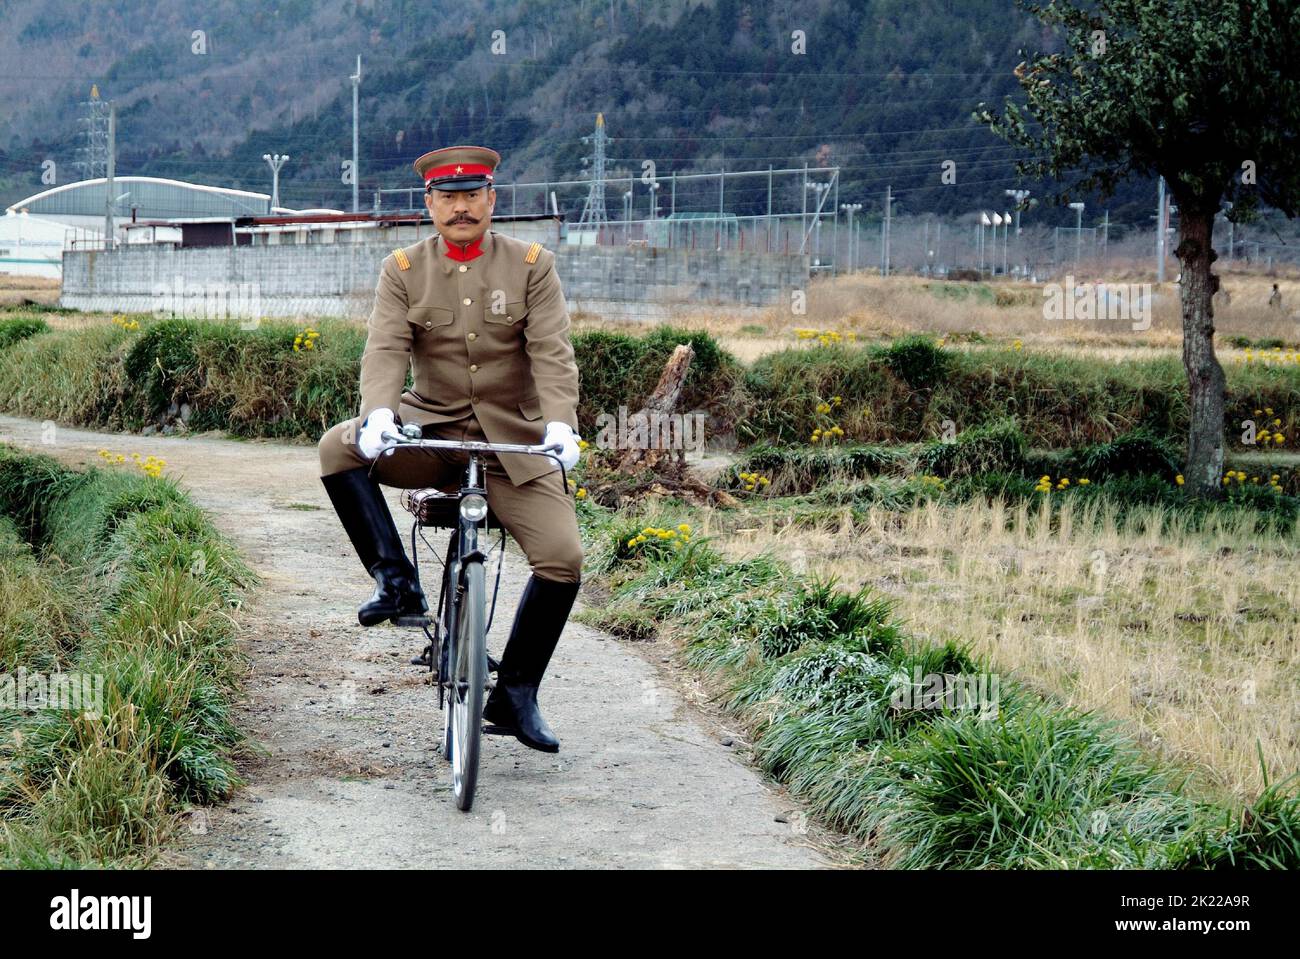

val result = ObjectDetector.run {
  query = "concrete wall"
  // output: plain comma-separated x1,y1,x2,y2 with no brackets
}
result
60,239,806,320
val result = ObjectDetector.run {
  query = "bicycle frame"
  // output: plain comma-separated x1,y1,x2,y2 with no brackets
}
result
377,427,568,809
380,430,569,672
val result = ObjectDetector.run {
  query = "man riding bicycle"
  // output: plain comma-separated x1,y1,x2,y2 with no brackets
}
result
317,144,583,753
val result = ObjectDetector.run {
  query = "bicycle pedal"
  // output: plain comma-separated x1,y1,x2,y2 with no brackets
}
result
482,724,517,737
393,614,433,628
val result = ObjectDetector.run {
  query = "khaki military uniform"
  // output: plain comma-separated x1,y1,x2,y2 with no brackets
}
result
319,229,583,583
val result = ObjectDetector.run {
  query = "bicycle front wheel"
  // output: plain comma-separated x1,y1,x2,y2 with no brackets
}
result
448,558,486,811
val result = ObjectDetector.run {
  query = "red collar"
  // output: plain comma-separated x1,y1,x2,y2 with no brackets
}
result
442,233,485,262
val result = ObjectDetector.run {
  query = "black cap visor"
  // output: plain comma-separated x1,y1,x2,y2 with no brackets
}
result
426,176,493,193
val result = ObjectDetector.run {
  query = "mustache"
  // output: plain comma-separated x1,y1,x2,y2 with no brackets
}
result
446,215,478,224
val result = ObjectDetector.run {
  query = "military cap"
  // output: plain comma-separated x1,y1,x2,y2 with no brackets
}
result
413,145,500,192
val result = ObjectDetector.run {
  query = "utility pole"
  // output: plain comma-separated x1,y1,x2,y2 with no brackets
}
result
1102,209,1109,264
800,163,808,253
882,185,892,276
1223,201,1234,263
1005,188,1031,275
263,153,289,211
766,165,773,252
1069,202,1085,273
104,103,116,248
350,55,362,213
806,180,827,264
840,202,861,273
1156,176,1167,283
1003,211,1010,276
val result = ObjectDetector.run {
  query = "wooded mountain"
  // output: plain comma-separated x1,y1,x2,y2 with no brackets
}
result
0,0,1159,223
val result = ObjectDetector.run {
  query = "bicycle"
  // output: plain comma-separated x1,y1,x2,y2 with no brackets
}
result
377,423,568,812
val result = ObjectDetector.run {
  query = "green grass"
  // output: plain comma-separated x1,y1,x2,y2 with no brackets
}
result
0,316,49,351
573,498,1300,869
3,314,1299,459
0,445,256,867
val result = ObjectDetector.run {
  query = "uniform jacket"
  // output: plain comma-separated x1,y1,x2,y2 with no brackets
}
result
358,229,581,487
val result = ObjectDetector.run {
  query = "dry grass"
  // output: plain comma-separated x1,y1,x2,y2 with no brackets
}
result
703,495,1300,801
0,275,60,308
570,269,1300,365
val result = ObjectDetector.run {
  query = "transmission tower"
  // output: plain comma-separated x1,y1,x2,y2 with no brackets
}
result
77,84,111,181
576,112,610,230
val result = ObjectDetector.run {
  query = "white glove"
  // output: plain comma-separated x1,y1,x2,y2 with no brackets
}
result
544,421,581,470
358,408,397,460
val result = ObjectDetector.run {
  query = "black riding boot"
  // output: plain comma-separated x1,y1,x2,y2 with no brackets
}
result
321,466,428,627
482,573,580,752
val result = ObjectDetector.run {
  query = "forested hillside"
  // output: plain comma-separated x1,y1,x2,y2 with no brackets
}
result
0,0,1155,220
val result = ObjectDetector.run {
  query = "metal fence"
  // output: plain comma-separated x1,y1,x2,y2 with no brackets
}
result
377,163,1300,278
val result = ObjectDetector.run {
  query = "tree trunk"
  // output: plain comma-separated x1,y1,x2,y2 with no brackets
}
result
1174,208,1226,498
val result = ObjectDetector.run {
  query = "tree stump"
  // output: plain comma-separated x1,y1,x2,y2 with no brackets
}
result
616,342,694,474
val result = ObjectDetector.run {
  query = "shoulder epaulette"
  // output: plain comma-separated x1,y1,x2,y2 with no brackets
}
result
392,248,411,271
524,242,543,265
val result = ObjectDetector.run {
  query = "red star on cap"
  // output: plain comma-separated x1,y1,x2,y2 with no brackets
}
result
455,165,463,173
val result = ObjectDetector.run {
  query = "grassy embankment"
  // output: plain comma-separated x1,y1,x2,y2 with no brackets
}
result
0,445,255,866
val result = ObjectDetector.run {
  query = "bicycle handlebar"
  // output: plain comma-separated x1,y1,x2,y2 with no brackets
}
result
379,429,564,458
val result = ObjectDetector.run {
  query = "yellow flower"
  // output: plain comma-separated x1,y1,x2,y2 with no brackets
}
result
678,523,691,533
1012,340,1023,351
1175,474,1184,486
576,488,587,499
1078,478,1089,485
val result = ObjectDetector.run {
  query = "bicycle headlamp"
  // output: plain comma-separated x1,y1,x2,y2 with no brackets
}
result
459,494,489,522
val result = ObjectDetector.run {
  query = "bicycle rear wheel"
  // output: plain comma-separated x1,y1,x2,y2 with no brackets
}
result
448,558,486,811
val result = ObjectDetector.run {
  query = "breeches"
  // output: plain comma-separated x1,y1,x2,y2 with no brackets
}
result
318,412,583,584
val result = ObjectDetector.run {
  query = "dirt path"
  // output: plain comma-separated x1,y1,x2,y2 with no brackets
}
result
1,415,835,869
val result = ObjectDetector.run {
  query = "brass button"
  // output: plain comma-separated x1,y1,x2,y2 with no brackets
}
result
506,314,513,321
462,297,472,305
458,264,468,272
471,395,479,403
424,321,432,328
469,364,479,373
467,332,477,341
